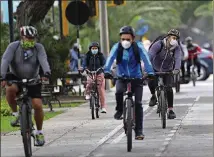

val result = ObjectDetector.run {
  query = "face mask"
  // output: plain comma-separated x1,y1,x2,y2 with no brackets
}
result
170,39,178,47
121,40,131,49
91,49,98,55
21,40,35,49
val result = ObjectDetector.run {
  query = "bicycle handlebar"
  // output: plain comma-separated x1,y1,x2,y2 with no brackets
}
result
0,78,41,86
155,72,174,76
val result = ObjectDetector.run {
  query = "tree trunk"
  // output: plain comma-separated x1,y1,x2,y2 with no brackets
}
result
14,0,55,28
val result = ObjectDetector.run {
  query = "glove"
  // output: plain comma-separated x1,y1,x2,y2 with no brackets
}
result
173,69,180,75
44,72,51,79
104,72,113,79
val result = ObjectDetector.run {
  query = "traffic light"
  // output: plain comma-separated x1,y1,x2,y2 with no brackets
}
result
113,0,126,5
83,0,98,18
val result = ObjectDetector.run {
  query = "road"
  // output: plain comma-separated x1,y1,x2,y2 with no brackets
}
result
1,76,213,157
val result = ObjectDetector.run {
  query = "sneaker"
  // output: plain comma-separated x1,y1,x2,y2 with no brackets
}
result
135,132,145,140
149,95,157,107
10,115,20,127
101,108,107,113
85,94,90,100
35,133,45,146
168,110,176,119
114,111,123,120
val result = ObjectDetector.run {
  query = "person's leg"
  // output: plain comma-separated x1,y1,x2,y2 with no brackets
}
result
5,84,20,126
163,75,176,119
187,59,191,77
194,57,201,76
28,84,45,146
181,60,185,80
132,80,144,139
85,76,92,99
115,80,126,120
97,73,107,113
148,76,158,106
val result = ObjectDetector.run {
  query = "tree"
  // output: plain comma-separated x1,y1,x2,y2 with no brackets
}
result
14,0,55,28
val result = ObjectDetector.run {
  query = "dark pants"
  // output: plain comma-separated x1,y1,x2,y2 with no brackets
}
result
181,60,186,79
148,75,174,108
115,80,144,132
187,57,201,76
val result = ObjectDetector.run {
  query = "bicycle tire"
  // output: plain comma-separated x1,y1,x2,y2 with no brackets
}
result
126,99,133,152
90,96,95,120
192,73,196,87
160,91,166,129
20,104,32,157
95,94,99,118
123,101,127,134
175,75,180,93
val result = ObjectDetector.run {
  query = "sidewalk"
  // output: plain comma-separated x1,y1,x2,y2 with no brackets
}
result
1,86,152,157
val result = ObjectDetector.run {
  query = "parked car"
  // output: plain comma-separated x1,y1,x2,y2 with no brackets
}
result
198,48,213,80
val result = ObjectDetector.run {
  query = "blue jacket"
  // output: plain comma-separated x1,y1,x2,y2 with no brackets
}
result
104,42,154,78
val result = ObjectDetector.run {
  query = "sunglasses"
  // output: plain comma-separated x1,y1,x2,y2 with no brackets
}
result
121,38,131,41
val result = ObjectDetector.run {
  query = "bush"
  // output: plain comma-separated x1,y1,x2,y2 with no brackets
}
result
1,97,12,116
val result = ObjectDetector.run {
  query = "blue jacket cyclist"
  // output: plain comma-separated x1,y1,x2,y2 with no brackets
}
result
104,26,154,140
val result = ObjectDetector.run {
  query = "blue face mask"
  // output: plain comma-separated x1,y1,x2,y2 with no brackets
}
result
91,49,98,55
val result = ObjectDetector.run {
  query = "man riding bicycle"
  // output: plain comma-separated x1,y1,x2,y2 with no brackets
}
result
81,42,107,113
104,26,154,139
185,36,202,77
148,29,181,119
1,26,51,146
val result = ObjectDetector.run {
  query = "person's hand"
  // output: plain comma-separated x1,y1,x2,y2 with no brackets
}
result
173,69,180,75
41,77,49,81
1,81,6,87
78,67,84,73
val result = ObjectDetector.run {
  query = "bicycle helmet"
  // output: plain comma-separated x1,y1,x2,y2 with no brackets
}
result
119,26,135,37
73,43,79,49
185,36,193,42
20,26,37,38
167,29,180,39
89,42,100,50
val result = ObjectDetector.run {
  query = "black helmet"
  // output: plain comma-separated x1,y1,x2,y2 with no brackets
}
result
167,29,180,39
185,36,193,42
89,42,100,50
119,26,135,37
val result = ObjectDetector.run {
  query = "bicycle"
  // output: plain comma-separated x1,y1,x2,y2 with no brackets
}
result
80,67,104,120
1,74,41,157
174,73,180,93
106,75,144,152
155,72,174,129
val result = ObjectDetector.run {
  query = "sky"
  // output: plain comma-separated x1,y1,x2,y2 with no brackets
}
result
1,1,20,23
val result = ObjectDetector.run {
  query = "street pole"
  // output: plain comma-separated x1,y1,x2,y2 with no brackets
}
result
58,0,63,39
99,1,110,90
8,0,14,42
52,6,56,33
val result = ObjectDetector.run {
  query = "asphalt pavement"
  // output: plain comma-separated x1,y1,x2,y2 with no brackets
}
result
1,75,213,157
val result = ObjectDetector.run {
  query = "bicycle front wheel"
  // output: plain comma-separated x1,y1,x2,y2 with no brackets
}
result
160,91,167,129
20,104,32,157
126,99,133,152
175,74,180,93
90,96,95,120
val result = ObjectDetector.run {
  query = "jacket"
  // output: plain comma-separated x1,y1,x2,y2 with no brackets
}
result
104,42,154,78
149,39,181,72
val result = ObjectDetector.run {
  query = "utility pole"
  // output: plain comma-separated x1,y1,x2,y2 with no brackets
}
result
8,0,14,42
58,0,63,38
99,1,110,90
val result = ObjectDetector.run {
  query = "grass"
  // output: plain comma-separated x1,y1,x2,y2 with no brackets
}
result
1,111,63,133
42,102,82,108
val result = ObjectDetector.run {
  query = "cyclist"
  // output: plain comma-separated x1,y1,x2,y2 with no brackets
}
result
104,26,154,139
81,42,107,113
148,29,181,119
180,41,188,82
1,26,51,146
68,43,79,72
185,37,202,77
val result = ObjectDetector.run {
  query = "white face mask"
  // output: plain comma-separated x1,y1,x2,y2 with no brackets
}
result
170,39,178,46
121,40,131,49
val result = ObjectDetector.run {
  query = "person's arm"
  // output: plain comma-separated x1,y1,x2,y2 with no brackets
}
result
72,50,79,60
174,46,182,70
148,41,162,61
137,42,154,74
104,43,119,72
36,44,51,75
101,54,106,66
82,54,88,69
1,43,16,78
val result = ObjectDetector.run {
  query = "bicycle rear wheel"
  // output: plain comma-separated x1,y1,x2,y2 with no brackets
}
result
20,104,32,157
90,96,95,120
126,99,133,152
160,91,167,129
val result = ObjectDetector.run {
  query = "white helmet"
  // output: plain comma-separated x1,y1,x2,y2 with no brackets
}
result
20,26,38,38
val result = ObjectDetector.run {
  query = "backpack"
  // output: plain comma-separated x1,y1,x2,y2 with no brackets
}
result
116,41,140,64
